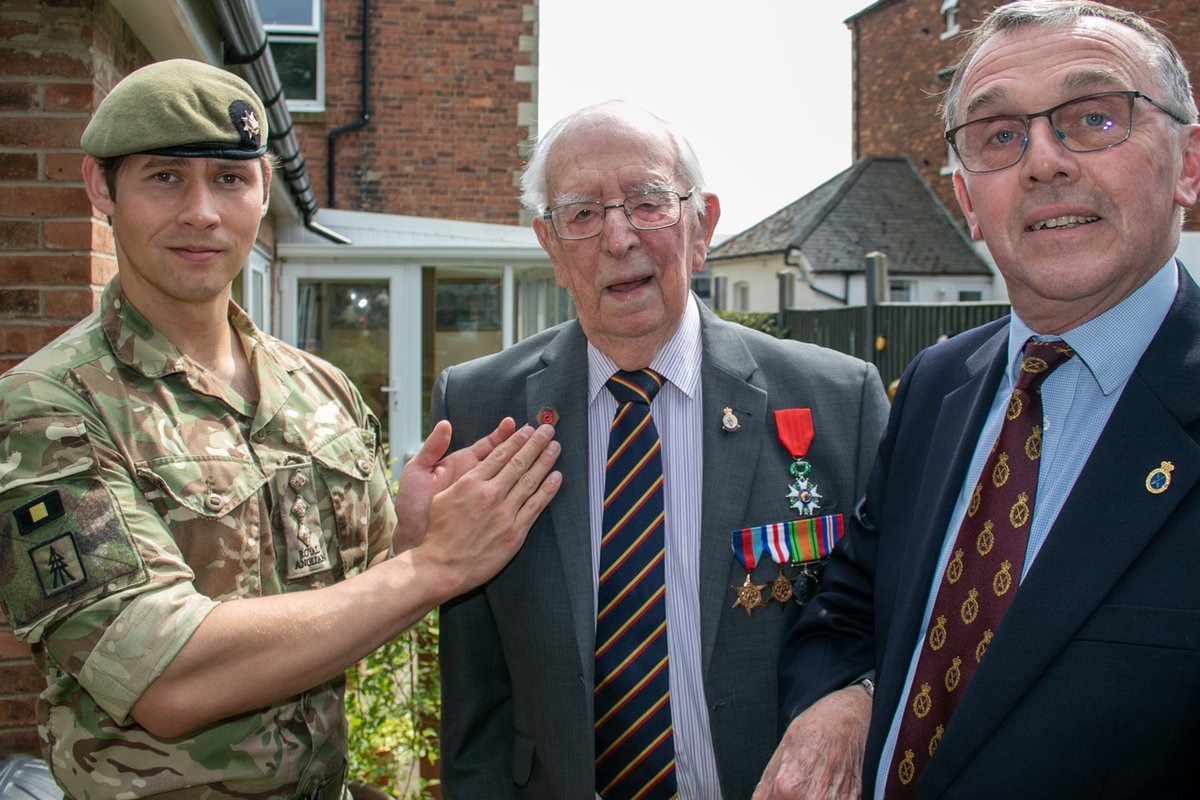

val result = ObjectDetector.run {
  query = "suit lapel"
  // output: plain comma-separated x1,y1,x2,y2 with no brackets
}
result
919,272,1200,796
525,323,596,676
696,310,768,670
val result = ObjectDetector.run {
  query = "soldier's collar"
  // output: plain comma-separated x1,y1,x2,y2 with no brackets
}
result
100,277,189,378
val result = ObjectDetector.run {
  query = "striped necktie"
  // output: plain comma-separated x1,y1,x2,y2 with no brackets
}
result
886,339,1074,797
594,368,677,799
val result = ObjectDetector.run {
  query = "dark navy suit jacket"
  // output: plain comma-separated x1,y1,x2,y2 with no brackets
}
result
780,264,1200,799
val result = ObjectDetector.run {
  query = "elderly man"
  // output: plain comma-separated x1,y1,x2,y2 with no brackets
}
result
0,59,561,798
756,2,1200,798
435,101,889,799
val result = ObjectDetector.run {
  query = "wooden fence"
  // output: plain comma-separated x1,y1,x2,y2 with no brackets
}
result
781,303,1012,387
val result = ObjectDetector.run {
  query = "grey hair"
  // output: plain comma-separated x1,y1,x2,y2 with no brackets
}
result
942,0,1197,129
520,100,708,219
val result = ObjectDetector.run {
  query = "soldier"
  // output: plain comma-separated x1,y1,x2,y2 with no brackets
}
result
0,59,561,798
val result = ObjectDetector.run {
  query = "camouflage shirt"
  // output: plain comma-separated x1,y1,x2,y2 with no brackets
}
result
0,278,396,799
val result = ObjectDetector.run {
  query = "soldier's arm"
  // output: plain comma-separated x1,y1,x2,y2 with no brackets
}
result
130,422,560,739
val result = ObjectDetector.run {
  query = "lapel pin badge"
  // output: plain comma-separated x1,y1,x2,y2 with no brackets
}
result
1146,461,1174,494
721,407,740,432
537,406,558,426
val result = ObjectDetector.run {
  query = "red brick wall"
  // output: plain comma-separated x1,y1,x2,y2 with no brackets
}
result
296,0,535,222
852,0,1200,229
0,0,148,756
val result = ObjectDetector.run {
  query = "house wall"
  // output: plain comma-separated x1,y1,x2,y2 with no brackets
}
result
710,253,998,312
296,0,536,224
851,0,1200,233
0,0,154,756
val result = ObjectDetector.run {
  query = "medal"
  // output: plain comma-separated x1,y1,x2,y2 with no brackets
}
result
730,526,766,617
763,522,796,609
769,566,796,606
732,573,768,616
776,408,822,515
721,406,740,432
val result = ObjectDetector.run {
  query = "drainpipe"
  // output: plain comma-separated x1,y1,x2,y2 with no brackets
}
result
328,0,373,208
211,0,351,244
785,246,848,304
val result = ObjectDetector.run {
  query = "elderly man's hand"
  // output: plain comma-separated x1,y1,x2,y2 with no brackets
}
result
753,686,872,800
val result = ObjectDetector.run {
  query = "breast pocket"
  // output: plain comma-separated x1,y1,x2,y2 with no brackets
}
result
136,455,266,594
1074,604,1200,651
310,426,378,577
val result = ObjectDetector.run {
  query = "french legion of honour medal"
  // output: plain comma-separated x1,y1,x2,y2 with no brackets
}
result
775,408,822,515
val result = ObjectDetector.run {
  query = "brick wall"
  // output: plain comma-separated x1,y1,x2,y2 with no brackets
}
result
297,0,536,223
852,0,1200,229
0,0,148,756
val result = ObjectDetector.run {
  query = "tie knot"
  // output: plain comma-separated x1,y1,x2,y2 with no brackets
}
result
607,369,664,406
1015,339,1074,392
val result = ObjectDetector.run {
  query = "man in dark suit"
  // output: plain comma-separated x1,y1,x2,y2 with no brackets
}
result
756,2,1200,798
436,101,889,798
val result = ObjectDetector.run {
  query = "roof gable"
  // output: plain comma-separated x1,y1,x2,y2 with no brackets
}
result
709,155,991,276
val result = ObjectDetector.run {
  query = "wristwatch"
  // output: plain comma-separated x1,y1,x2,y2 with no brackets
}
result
852,671,876,698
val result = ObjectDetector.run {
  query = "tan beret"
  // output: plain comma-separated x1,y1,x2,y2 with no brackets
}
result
81,59,268,159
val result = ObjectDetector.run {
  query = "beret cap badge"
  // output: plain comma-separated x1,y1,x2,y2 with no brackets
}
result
230,100,262,148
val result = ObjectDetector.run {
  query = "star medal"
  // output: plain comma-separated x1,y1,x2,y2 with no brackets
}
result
763,522,796,608
775,408,822,515
730,526,766,616
733,573,768,617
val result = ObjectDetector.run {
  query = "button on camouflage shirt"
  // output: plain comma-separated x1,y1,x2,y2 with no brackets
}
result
0,278,396,798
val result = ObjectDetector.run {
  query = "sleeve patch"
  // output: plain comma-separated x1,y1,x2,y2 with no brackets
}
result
1,479,147,637
15,490,66,535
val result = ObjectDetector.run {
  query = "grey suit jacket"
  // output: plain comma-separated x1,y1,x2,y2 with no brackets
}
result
437,302,888,799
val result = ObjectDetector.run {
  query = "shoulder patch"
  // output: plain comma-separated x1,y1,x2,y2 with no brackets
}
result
0,416,148,641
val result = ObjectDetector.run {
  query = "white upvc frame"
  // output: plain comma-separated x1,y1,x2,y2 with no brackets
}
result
258,0,325,112
279,263,423,462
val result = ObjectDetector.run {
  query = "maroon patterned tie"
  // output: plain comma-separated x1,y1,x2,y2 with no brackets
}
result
885,340,1075,797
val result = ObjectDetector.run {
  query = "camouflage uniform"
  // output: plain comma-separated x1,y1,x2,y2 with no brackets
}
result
0,277,396,798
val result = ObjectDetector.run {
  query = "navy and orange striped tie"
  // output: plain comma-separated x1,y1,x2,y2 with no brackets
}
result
594,368,677,800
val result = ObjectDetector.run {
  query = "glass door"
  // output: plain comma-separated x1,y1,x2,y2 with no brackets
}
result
281,264,423,467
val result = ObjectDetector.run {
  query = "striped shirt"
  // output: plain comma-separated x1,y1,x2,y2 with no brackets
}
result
588,294,722,798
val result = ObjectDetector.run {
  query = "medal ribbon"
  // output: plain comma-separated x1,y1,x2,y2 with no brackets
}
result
763,523,790,565
730,527,765,571
775,408,814,458
787,514,843,563
730,515,844,566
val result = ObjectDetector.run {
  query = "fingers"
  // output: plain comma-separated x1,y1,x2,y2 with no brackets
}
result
468,416,517,461
408,419,453,471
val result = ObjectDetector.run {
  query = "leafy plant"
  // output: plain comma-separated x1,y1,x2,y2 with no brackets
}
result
716,310,791,339
344,450,442,798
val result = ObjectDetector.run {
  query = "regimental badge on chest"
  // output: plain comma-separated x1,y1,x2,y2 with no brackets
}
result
276,460,331,578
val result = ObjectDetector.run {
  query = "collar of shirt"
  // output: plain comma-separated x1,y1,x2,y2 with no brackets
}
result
1005,259,1178,395
585,293,703,403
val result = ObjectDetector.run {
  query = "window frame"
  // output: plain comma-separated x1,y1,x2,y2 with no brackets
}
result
257,0,325,112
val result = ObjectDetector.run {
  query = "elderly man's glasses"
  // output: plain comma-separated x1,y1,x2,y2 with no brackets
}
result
544,189,694,240
945,90,1189,174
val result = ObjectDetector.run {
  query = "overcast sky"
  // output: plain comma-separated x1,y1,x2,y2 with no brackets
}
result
537,0,874,238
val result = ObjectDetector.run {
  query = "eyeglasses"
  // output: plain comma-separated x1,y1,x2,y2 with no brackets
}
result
945,90,1189,174
543,188,694,240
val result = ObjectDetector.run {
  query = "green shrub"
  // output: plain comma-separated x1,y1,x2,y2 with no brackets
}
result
716,310,790,339
344,451,441,798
